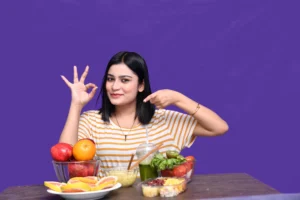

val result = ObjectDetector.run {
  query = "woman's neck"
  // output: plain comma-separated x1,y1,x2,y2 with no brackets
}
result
112,102,140,129
114,102,136,119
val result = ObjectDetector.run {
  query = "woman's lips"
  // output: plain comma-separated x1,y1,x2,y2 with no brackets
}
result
110,94,123,98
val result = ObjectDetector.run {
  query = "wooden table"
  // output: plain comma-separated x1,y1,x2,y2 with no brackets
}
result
0,173,279,200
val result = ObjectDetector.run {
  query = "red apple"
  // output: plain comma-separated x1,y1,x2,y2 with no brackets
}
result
87,163,95,176
68,163,89,178
50,143,73,161
68,163,96,178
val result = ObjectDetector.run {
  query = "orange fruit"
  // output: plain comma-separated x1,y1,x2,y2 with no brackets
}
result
72,139,96,161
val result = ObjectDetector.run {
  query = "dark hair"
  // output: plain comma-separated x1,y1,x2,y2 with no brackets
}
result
97,51,155,125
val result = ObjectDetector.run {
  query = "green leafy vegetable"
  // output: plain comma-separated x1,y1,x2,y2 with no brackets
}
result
150,152,187,171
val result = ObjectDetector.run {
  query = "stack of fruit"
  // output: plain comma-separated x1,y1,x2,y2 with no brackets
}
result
50,138,99,179
150,151,195,182
45,138,116,193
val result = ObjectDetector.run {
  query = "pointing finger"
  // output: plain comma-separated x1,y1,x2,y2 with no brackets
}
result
144,92,157,102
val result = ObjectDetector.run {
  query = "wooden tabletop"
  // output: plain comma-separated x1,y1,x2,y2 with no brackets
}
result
0,173,279,200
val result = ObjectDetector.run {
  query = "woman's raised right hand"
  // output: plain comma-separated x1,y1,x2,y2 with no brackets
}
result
61,66,98,107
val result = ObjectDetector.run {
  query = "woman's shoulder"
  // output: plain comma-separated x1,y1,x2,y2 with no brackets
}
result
153,108,181,117
82,110,100,115
151,109,171,122
153,109,166,118
81,110,102,120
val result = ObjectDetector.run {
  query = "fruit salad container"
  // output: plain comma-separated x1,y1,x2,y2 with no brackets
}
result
102,166,138,187
52,159,101,182
136,177,187,198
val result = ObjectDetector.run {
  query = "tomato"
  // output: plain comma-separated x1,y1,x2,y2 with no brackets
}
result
182,161,193,171
185,156,195,162
186,161,194,170
161,169,174,177
172,165,187,177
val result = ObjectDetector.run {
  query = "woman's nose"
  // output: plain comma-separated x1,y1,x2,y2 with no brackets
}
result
112,80,121,90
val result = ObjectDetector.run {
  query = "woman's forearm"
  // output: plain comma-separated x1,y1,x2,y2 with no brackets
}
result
174,92,229,136
59,103,83,145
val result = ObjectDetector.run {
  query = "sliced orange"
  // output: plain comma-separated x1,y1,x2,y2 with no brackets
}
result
91,176,118,191
61,182,91,193
68,176,98,184
44,181,66,192
67,179,82,184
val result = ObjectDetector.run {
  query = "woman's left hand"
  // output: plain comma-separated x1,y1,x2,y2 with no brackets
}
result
143,89,181,109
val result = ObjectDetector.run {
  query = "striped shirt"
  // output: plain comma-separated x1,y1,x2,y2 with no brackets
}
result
78,109,197,177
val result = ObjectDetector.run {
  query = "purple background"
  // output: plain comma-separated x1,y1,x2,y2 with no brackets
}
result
1,0,299,193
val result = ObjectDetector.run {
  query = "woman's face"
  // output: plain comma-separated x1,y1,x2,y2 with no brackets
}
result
106,63,144,106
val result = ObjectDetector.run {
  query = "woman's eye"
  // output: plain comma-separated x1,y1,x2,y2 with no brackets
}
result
107,77,114,81
121,79,129,83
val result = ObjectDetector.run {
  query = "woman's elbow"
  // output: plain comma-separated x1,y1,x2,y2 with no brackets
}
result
213,122,229,136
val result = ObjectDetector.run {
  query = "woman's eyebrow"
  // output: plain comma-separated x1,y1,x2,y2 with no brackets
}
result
119,75,132,78
107,74,132,78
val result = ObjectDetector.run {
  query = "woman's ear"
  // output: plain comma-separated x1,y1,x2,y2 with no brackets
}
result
138,81,145,92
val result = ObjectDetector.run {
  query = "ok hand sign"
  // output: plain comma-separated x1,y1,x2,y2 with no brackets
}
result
61,66,98,107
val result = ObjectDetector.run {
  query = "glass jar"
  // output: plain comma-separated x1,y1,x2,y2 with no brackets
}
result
136,143,159,181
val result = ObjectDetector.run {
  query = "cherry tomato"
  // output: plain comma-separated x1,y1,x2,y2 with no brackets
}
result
185,156,195,162
173,165,187,177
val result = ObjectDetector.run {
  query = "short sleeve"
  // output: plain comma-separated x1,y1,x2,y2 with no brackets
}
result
164,109,197,150
78,111,92,140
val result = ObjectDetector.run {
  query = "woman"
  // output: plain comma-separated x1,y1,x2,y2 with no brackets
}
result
59,51,228,175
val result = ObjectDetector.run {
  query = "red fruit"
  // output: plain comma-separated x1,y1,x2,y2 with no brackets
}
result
51,143,73,161
87,163,95,176
68,163,89,178
186,161,194,170
172,165,187,177
185,156,195,162
182,161,193,171
161,169,174,177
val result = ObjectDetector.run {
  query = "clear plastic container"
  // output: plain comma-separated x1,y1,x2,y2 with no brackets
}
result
138,177,187,198
136,143,159,181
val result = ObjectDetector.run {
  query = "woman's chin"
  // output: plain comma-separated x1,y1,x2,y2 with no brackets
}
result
109,98,135,107
109,99,126,106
